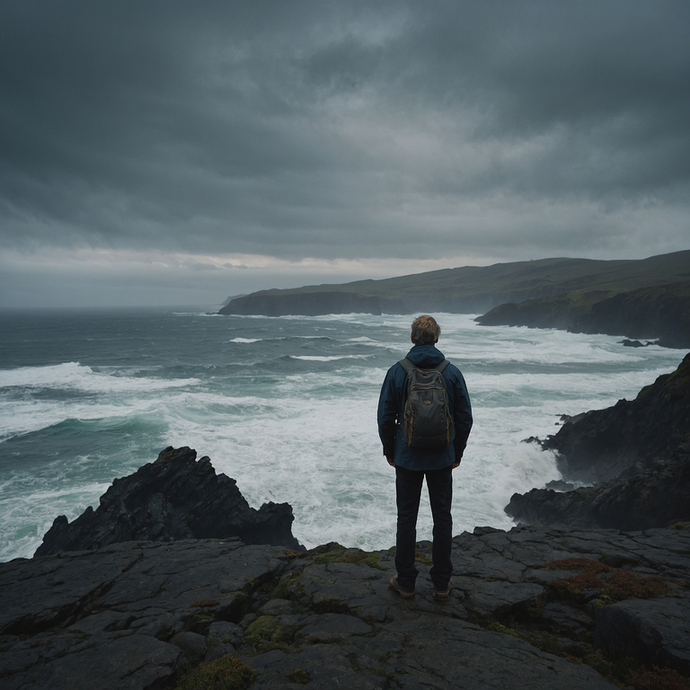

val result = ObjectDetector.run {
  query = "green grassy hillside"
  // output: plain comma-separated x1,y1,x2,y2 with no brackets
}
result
476,280,690,347
220,250,690,321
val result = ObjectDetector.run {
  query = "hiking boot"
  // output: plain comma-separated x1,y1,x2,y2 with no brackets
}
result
433,579,454,602
389,576,415,599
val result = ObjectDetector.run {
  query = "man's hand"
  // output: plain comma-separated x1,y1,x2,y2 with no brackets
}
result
386,456,395,467
452,455,462,469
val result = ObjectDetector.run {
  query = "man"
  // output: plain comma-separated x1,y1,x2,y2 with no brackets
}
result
377,315,472,601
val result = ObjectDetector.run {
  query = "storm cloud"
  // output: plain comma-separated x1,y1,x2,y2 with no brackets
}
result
1,1,689,306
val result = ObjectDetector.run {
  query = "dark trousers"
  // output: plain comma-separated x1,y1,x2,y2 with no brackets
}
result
395,465,453,591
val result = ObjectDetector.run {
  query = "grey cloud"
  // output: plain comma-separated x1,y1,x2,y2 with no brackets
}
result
0,0,688,264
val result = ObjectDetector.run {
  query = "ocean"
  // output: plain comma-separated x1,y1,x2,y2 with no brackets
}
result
0,307,685,563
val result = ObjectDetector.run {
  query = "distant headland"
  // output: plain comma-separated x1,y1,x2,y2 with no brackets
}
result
219,250,690,348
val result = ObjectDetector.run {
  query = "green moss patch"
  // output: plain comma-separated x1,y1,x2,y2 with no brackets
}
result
270,570,305,600
307,543,385,570
486,622,519,638
414,548,433,566
191,598,219,608
245,615,295,652
581,649,637,685
313,597,350,615
544,558,614,574
173,655,255,690
288,668,310,684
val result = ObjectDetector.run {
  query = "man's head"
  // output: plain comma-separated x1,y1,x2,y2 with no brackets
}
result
411,315,441,345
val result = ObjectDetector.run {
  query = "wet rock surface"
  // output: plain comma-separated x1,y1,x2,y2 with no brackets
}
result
507,353,690,531
541,352,690,483
506,442,690,530
35,446,303,557
3,524,689,689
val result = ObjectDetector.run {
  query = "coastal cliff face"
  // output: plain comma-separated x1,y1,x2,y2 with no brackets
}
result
506,442,690,530
506,353,690,530
574,282,690,348
35,446,303,557
544,352,690,483
475,281,690,349
218,251,690,347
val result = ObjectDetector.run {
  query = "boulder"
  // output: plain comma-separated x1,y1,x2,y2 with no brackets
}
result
595,598,690,674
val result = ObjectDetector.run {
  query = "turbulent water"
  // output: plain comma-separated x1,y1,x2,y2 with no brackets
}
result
0,307,685,562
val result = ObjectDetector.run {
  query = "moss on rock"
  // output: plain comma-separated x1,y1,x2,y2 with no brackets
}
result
173,655,255,690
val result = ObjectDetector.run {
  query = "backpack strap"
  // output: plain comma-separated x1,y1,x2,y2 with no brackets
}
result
398,357,414,373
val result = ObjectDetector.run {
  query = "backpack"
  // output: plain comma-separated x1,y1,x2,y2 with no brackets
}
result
398,358,455,449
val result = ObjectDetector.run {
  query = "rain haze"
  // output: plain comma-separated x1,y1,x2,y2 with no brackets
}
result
1,0,689,308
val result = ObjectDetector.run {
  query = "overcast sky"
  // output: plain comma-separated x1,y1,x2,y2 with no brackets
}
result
1,1,689,308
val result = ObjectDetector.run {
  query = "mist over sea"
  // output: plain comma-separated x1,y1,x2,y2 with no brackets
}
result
0,308,685,562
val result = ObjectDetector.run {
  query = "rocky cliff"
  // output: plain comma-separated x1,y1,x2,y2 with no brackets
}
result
506,442,690,530
506,353,690,531
544,352,690,483
476,281,690,349
5,438,690,688
35,446,303,557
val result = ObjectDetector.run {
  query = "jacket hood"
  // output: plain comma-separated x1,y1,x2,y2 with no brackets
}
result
405,343,446,368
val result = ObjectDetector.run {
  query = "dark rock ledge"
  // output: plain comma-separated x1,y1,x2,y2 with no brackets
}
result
2,524,690,688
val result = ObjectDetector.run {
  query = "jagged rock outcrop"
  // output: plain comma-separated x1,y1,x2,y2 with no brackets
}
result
506,443,690,530
4,524,689,689
34,446,303,557
506,353,690,530
543,352,690,483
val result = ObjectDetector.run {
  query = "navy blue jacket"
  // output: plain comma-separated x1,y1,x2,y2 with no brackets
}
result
377,343,473,471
